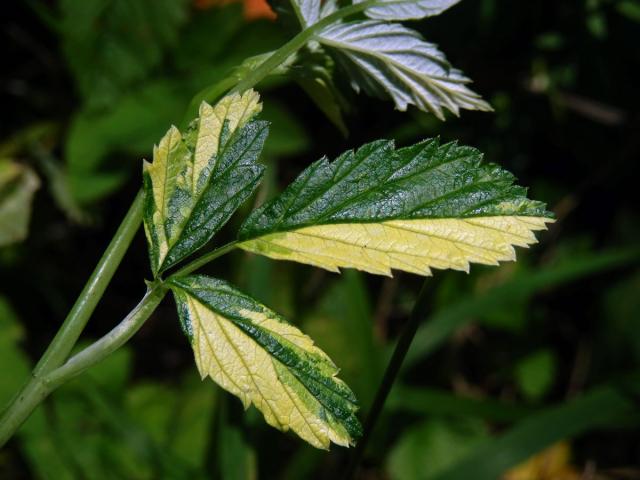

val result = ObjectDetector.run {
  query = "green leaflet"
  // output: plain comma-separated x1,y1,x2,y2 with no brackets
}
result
143,90,267,276
237,138,554,276
168,275,361,449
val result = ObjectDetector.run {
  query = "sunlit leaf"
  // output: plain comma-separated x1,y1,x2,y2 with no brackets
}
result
169,275,362,449
59,0,190,110
143,90,267,275
292,0,320,27
318,21,492,119
238,138,553,276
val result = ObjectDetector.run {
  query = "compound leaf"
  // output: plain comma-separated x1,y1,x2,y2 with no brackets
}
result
354,0,461,21
168,275,361,449
143,90,267,276
238,138,553,276
318,21,491,119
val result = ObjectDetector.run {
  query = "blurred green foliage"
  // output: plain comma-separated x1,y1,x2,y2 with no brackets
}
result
1,0,639,478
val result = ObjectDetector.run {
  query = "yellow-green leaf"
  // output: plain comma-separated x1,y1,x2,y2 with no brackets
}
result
143,90,266,275
0,159,40,247
237,138,554,276
169,275,361,449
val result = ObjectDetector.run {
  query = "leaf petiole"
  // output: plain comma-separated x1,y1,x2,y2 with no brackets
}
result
172,241,239,278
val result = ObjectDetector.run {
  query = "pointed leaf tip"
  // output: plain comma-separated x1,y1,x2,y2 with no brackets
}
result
169,275,362,449
143,90,267,276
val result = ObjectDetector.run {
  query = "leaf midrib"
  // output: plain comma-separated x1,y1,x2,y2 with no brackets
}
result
162,122,266,270
182,285,358,404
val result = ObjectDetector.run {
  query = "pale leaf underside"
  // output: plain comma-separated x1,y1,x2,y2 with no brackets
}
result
0,160,40,247
294,0,320,27
143,90,266,275
318,21,492,119
355,0,461,21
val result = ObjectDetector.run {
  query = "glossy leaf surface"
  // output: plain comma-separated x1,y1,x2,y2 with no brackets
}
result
143,90,267,275
238,138,553,276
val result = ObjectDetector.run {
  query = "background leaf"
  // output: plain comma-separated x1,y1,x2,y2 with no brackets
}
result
59,0,190,111
355,0,461,21
430,377,640,480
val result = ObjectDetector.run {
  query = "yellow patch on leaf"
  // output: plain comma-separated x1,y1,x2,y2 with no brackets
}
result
185,296,353,449
239,216,553,276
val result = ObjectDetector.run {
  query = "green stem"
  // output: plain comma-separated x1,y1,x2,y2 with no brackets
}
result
172,241,239,278
0,285,167,447
0,190,144,446
35,190,144,376
46,285,168,389
230,1,375,95
1,0,378,448
343,279,431,479
0,376,49,448
184,0,376,121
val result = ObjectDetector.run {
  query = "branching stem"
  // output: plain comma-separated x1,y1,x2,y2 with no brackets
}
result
0,0,377,447
0,285,167,447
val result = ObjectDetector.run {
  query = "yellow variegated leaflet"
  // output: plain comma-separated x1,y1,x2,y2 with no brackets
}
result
141,96,553,451
143,89,266,275
169,276,361,449
237,138,554,276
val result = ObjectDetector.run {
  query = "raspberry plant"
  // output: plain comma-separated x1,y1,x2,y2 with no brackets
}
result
0,0,553,470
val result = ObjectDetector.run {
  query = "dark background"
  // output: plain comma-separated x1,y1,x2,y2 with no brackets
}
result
1,1,639,478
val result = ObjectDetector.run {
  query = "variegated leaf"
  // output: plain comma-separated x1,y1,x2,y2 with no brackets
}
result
169,275,362,449
143,90,267,276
